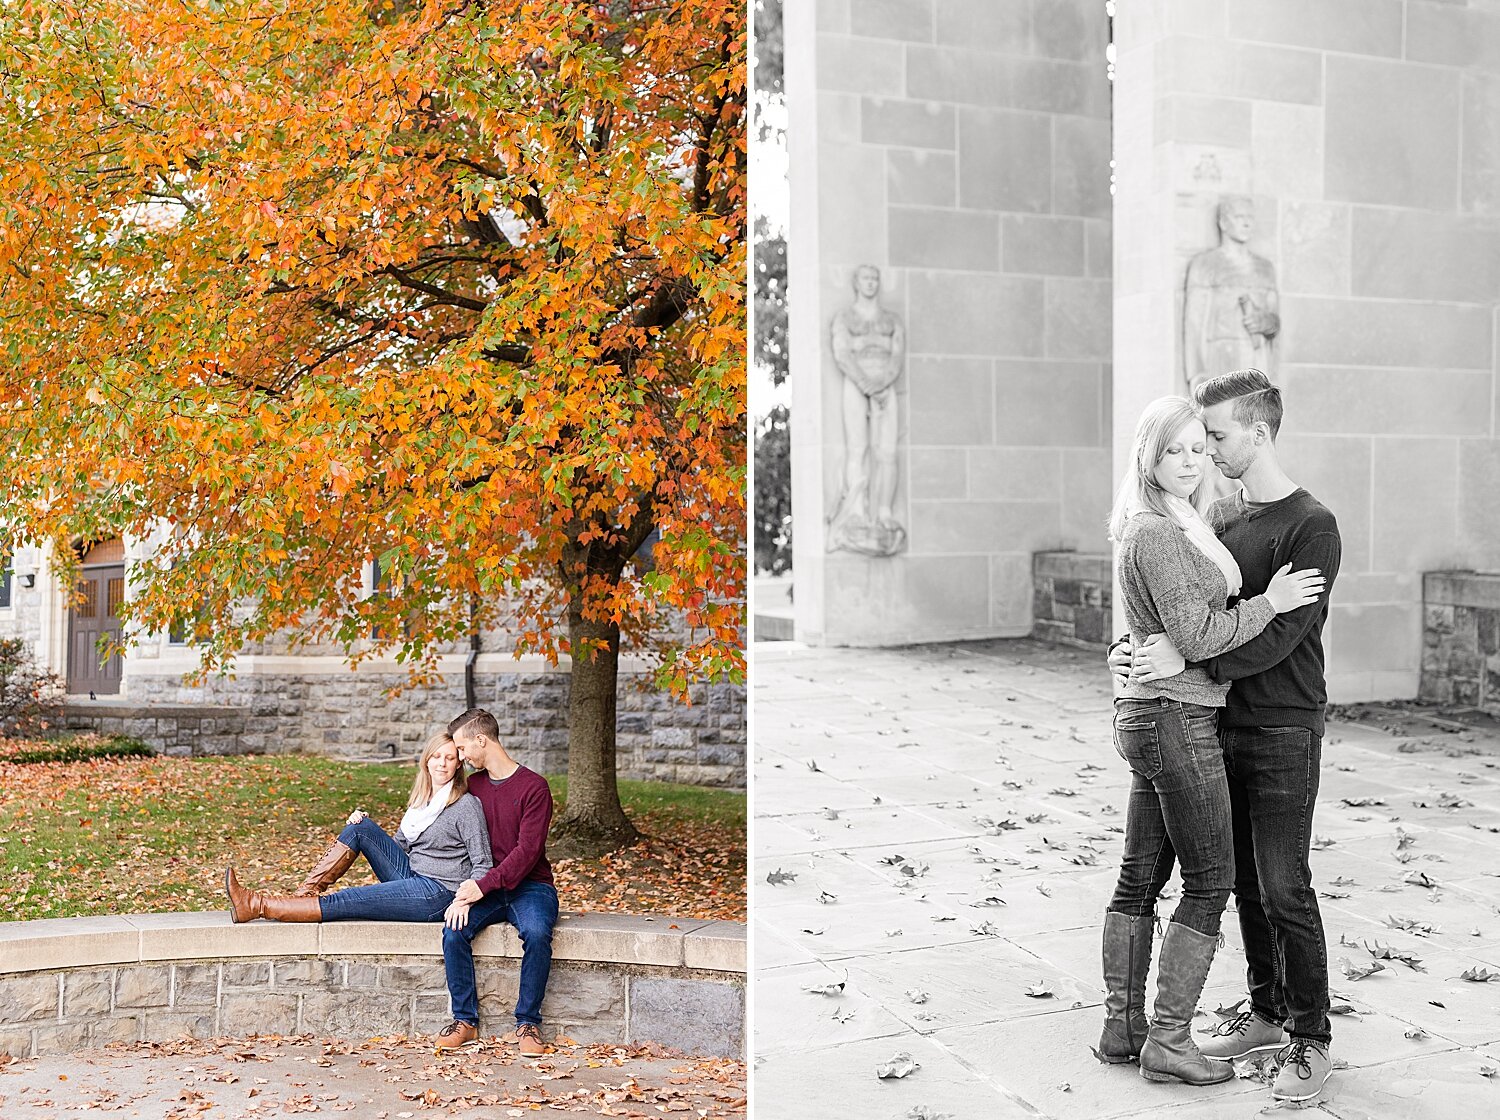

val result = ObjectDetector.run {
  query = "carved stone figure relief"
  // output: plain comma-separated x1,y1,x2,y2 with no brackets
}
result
827,265,906,557
1183,196,1280,393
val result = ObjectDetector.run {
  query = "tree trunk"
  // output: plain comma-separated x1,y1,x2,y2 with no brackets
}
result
549,601,640,859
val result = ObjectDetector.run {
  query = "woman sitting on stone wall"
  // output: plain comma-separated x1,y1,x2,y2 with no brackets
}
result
1097,396,1324,1086
224,732,491,927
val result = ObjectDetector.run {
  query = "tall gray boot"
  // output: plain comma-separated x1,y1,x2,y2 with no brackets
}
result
1097,911,1152,1063
1139,922,1233,1085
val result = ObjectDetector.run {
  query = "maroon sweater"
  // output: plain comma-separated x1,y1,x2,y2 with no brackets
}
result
467,765,554,893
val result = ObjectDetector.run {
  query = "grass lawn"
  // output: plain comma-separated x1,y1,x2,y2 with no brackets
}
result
0,740,745,923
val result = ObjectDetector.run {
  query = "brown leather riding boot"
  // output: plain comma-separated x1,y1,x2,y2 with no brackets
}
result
226,868,323,923
291,841,357,897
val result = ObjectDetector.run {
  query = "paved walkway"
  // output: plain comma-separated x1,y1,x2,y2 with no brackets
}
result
1,1034,745,1117
753,639,1500,1119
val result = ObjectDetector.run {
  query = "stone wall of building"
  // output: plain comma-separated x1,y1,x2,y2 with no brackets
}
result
789,0,1114,647
1114,0,1500,703
1031,551,1112,649
1420,570,1500,711
114,667,745,787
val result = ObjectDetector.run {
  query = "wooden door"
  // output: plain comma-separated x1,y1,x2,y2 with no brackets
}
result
67,564,125,695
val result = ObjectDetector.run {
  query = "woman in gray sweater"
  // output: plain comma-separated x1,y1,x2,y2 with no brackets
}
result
224,733,492,927
1097,396,1323,1086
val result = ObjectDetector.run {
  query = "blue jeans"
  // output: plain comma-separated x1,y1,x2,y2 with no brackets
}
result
443,879,559,1027
1108,697,1234,937
1223,725,1331,1044
317,817,455,923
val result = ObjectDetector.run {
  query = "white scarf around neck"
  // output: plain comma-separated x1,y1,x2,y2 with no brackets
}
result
1160,493,1243,597
398,780,454,843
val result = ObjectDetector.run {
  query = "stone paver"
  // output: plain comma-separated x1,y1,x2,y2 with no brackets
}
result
753,639,1500,1119
0,1034,746,1118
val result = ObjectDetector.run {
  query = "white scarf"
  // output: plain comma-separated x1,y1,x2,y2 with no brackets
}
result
1162,494,1243,597
398,781,454,843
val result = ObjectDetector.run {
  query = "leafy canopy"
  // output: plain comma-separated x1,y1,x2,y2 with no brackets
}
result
0,0,746,691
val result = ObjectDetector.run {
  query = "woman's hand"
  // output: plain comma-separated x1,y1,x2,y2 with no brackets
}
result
1265,563,1325,614
346,809,367,826
444,900,471,930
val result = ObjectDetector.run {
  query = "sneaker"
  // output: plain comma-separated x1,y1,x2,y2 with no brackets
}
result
516,1023,546,1056
434,1020,477,1049
1272,1039,1331,1102
1198,1009,1288,1059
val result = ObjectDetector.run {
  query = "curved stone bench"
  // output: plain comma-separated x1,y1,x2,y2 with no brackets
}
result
0,911,744,1060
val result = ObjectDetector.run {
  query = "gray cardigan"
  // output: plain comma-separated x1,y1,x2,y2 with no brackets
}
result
1116,512,1277,708
393,793,493,891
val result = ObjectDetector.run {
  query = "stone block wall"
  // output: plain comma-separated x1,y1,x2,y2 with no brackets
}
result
1420,571,1500,711
60,703,249,756
0,957,742,1060
1114,0,1500,703
1031,551,1112,649
789,0,1115,647
0,913,747,1060
110,668,745,787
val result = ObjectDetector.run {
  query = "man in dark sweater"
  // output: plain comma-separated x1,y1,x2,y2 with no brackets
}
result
433,707,558,1055
1112,370,1339,1102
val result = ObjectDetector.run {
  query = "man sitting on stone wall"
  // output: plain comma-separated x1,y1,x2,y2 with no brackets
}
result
433,707,559,1055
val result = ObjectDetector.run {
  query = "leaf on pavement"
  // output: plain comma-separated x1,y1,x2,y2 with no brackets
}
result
875,1052,920,1080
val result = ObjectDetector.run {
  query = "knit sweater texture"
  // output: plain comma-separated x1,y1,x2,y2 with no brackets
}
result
392,793,493,890
468,765,555,894
1204,489,1341,736
1116,511,1277,707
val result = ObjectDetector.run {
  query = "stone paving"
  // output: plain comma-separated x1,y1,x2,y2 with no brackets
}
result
752,639,1500,1119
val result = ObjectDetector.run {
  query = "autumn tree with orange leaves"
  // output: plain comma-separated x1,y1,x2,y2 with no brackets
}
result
0,0,746,853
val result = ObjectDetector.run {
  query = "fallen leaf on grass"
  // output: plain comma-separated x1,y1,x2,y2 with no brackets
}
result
816,890,838,905
1404,871,1440,889
1023,982,1054,999
1460,966,1500,983
875,1052,920,1080
1310,836,1336,850
905,989,929,1005
1404,1028,1429,1040
907,1107,950,1120
1480,1066,1498,1079
765,869,797,886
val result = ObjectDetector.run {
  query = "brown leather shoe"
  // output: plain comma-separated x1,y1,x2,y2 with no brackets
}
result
225,868,321,923
435,1021,478,1049
292,841,357,897
516,1023,545,1056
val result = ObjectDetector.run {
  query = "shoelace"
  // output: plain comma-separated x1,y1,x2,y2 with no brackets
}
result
1210,1010,1255,1037
1278,1040,1314,1079
517,1024,542,1040
439,1021,468,1039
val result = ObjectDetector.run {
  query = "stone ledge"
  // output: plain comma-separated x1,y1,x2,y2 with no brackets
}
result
0,911,746,976
1426,570,1500,610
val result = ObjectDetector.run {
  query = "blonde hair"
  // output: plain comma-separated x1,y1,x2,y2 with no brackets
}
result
1108,396,1211,542
407,733,468,810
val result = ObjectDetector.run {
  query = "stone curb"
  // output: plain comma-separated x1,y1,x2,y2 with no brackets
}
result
0,911,746,976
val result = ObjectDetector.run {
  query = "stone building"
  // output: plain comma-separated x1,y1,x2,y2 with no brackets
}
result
785,0,1500,707
0,535,744,786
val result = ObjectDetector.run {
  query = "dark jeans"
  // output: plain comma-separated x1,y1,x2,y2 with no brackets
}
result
1222,725,1331,1044
443,879,559,1027
1108,697,1233,937
317,817,454,923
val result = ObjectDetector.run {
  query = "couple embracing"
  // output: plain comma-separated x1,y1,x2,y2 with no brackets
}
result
223,707,557,1054
1096,370,1341,1104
